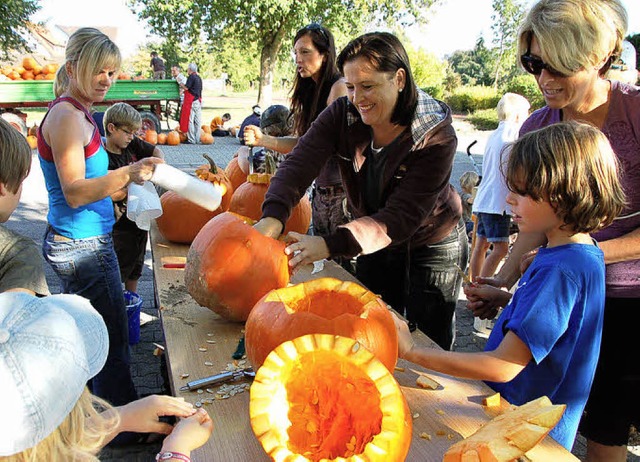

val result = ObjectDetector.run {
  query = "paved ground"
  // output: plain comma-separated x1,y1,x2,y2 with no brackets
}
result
6,123,638,461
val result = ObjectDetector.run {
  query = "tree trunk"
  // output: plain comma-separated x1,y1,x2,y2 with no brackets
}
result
257,25,288,108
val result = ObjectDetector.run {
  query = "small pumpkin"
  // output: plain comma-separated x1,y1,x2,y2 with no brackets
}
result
28,124,38,136
22,57,37,70
250,334,412,462
225,156,247,192
156,155,233,243
184,212,290,321
201,125,212,134
145,129,158,145
166,130,180,146
200,131,214,145
229,155,311,234
157,133,167,145
26,135,37,150
245,277,398,372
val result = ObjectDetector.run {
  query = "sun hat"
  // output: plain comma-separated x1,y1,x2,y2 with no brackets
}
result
252,104,262,116
611,40,637,71
0,292,108,456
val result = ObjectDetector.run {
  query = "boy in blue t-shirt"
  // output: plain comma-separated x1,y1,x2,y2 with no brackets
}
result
395,121,626,449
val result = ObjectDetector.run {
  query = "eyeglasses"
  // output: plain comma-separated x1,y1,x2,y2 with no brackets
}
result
117,126,137,137
520,53,568,78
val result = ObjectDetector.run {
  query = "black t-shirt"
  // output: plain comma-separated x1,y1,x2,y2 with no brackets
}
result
107,136,155,226
186,73,203,99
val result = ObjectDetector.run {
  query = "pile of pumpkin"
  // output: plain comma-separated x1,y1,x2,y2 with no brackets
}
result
147,124,215,146
0,57,59,81
154,152,412,461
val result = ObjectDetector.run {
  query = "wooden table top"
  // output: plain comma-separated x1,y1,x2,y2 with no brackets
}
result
150,223,577,461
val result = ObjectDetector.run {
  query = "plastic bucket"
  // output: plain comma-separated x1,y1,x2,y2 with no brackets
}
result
124,290,143,345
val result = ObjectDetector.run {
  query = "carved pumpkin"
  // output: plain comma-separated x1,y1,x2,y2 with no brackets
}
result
26,135,37,150
250,334,412,462
185,212,290,321
200,131,214,145
145,129,158,145
229,159,311,235
157,133,167,145
156,155,233,244
245,278,398,372
225,156,247,192
166,130,180,146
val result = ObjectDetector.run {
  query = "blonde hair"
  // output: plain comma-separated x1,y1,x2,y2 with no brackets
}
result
54,27,121,98
496,93,530,122
459,171,479,193
505,121,626,233
518,0,628,76
4,388,119,462
0,118,32,193
104,102,142,134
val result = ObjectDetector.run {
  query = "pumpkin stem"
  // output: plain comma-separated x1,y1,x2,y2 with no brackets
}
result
203,154,218,173
264,153,277,175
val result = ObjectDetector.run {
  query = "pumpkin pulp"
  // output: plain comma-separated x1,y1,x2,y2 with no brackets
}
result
283,290,365,319
286,350,383,460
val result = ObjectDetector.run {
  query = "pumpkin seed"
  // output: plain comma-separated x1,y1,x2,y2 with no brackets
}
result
180,373,189,379
197,389,204,394
204,361,213,366
420,432,431,440
198,347,207,352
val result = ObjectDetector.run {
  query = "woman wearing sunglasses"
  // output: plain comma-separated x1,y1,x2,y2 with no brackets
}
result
465,1,640,460
253,32,467,351
243,24,349,249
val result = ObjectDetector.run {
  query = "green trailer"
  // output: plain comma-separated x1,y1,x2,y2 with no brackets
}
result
0,79,180,135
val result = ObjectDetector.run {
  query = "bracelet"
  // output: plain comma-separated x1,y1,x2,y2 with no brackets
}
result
156,451,191,462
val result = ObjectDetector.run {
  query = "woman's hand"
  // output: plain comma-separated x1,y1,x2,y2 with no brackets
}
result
392,313,415,359
243,125,263,147
129,157,164,184
160,408,214,455
463,282,512,319
284,232,330,271
116,395,196,435
253,217,283,239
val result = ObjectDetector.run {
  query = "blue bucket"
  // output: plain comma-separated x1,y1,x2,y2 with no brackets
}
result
124,290,143,345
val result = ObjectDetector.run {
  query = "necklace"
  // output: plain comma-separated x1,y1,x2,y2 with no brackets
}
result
370,139,383,155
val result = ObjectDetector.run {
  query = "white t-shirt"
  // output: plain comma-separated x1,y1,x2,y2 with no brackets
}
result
472,120,521,215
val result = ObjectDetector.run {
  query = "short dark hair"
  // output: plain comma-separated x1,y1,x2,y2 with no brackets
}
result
337,32,418,127
0,118,32,193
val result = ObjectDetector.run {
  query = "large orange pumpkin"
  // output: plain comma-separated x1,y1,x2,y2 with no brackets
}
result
166,130,180,145
250,334,412,462
156,155,233,244
157,133,167,145
145,129,158,145
185,212,290,321
200,131,214,145
245,278,398,372
229,170,311,235
225,156,247,192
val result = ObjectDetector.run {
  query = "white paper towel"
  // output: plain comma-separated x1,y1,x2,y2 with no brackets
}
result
127,181,163,231
151,163,222,211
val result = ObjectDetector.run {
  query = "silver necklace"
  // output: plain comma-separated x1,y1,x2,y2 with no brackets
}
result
370,139,383,154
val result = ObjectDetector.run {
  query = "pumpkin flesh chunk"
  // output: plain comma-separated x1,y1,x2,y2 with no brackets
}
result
286,351,383,460
285,290,365,319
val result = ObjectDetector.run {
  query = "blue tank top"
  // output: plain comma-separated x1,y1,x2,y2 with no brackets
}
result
38,97,115,239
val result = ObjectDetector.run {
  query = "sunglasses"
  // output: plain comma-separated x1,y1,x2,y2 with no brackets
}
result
520,53,568,78
303,23,328,41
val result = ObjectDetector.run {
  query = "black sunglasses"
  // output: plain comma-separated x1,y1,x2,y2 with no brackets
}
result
520,53,568,78
303,23,328,41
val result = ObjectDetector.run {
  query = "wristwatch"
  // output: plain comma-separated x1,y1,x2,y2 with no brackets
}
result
155,451,191,462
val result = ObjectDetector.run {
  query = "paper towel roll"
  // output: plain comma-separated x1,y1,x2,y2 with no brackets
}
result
151,163,222,211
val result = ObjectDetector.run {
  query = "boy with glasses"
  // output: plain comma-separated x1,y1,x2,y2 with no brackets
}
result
104,103,164,294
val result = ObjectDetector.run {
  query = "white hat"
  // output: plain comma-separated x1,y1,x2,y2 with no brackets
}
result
0,292,108,455
612,40,637,71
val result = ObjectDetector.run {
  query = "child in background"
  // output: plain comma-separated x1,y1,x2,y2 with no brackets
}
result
210,113,232,136
0,291,213,461
395,121,626,449
459,170,479,238
470,93,530,278
0,118,49,296
104,103,164,293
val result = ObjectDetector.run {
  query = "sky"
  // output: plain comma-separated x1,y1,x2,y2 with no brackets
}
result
33,0,640,59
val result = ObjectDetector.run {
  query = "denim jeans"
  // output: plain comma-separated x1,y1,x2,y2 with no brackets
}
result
42,227,137,406
356,219,469,350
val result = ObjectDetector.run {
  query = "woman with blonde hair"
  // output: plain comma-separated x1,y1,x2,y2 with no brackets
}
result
37,27,162,423
464,1,640,460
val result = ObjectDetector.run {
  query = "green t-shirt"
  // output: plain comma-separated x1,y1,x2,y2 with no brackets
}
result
0,225,49,296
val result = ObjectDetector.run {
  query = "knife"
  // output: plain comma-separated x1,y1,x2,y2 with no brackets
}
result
179,367,255,392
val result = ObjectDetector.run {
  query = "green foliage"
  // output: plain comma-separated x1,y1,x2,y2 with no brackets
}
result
445,85,500,113
0,0,39,60
468,108,499,130
490,0,525,87
447,37,494,87
627,33,640,70
422,85,444,100
406,45,446,89
502,74,545,110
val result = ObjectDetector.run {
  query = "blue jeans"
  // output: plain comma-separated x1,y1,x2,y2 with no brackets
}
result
42,227,137,406
356,219,468,350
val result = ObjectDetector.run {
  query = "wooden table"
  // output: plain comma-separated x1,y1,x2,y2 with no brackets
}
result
150,223,577,461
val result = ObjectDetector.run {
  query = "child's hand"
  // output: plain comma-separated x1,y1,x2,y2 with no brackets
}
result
117,395,196,435
392,313,415,359
464,284,512,320
161,408,214,454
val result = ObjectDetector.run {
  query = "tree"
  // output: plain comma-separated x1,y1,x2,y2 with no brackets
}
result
447,37,494,87
129,0,440,106
0,0,39,60
490,0,525,88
